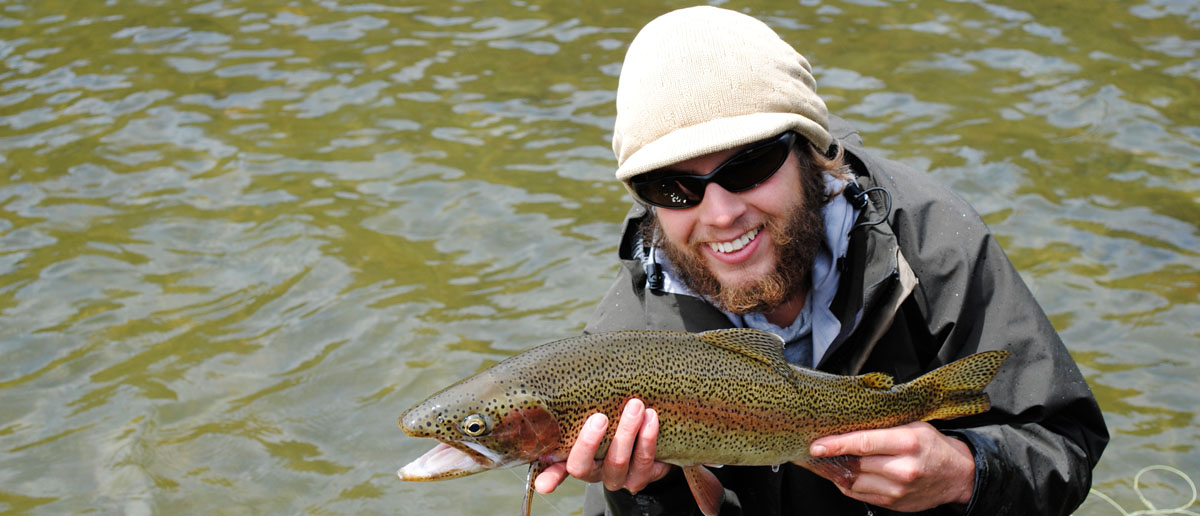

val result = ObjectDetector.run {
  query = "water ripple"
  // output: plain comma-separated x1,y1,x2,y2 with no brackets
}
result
0,0,1196,514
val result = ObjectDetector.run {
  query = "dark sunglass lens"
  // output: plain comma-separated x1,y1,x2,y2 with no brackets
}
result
631,133,794,209
717,139,790,193
634,176,703,208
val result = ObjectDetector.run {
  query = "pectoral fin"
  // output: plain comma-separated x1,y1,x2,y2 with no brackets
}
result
521,461,547,516
682,465,724,516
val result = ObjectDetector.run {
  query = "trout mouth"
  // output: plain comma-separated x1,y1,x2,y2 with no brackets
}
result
397,440,496,481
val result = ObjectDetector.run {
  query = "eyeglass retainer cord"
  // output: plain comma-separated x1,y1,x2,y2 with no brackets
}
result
842,179,892,230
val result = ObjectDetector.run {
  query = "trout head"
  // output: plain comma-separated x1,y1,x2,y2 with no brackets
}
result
397,371,563,481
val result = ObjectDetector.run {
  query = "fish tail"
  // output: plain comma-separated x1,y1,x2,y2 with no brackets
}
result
912,350,1010,421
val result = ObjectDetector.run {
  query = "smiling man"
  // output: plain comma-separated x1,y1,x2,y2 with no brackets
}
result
644,131,829,328
534,6,1107,516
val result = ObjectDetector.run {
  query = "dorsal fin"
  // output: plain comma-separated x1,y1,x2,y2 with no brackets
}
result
696,328,786,366
696,329,802,385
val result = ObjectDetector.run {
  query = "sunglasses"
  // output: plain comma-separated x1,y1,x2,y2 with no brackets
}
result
629,131,797,209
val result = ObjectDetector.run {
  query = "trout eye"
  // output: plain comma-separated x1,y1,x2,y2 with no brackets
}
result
460,414,489,437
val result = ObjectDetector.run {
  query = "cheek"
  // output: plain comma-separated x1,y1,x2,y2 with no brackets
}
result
742,165,805,216
654,209,696,247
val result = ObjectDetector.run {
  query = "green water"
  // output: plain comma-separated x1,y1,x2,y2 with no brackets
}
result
1,1,1196,514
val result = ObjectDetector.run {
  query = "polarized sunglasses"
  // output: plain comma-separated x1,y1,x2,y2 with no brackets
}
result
629,131,798,209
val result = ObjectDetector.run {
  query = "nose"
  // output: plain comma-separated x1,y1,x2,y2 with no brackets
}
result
696,181,746,228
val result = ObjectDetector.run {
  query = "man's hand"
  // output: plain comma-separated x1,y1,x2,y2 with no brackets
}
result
809,421,975,512
533,398,673,494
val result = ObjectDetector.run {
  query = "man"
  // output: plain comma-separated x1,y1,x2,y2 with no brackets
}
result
535,6,1107,515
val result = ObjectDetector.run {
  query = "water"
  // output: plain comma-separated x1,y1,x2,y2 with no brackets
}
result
0,1,1196,514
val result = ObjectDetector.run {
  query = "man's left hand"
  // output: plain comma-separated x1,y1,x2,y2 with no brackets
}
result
808,421,975,512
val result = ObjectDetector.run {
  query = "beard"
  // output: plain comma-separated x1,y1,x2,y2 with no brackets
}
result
650,170,827,316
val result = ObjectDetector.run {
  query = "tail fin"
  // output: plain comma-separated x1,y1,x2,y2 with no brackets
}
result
911,350,1010,421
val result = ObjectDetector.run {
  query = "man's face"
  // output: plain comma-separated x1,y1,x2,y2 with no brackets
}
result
649,143,825,315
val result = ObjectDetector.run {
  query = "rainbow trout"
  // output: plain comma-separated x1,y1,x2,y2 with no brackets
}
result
397,329,1008,515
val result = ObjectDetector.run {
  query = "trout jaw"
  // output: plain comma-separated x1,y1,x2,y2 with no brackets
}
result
398,401,511,481
398,441,494,481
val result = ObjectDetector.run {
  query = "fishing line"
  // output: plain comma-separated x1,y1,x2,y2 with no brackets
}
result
1080,465,1198,516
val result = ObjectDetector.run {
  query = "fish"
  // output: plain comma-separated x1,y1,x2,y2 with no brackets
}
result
397,328,1009,516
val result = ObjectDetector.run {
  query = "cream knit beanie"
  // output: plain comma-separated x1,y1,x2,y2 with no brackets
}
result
613,6,832,187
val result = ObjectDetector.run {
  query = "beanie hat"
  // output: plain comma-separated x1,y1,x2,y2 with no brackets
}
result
612,6,832,188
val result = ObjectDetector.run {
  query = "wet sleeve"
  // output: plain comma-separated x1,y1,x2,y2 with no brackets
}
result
948,422,1096,516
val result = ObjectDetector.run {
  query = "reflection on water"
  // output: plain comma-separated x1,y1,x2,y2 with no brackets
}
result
0,0,1196,514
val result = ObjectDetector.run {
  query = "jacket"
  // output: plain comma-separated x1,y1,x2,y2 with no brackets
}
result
579,115,1108,515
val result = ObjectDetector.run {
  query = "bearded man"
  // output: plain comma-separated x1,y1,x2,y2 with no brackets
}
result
534,6,1107,516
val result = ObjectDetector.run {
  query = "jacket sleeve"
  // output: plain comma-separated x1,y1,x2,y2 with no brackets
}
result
879,157,1109,516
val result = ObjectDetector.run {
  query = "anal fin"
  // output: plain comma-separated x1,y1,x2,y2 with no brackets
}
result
682,465,724,516
795,455,861,490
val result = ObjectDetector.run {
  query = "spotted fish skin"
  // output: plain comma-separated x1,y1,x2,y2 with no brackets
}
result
397,329,1009,511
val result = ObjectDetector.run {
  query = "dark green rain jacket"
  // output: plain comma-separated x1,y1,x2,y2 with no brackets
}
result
580,115,1108,516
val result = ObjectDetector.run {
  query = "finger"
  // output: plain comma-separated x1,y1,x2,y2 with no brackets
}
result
849,471,902,498
812,427,909,458
841,472,904,507
624,408,661,493
534,462,568,494
602,399,646,491
812,430,872,457
859,453,921,482
566,412,609,480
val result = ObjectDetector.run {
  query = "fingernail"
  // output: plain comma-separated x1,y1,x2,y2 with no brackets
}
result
811,444,828,457
624,399,642,415
590,414,607,430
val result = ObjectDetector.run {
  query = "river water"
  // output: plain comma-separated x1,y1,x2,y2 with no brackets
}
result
1,1,1196,514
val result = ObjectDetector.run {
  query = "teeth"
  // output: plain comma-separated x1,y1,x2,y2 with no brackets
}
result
707,228,759,254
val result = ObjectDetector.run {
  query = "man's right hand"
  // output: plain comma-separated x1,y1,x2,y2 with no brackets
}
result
533,398,673,494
